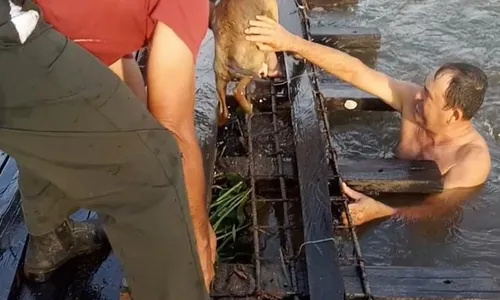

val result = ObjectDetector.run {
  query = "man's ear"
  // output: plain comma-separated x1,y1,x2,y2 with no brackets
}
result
450,108,463,123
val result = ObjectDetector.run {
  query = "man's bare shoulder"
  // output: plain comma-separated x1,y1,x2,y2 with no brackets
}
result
443,133,491,189
458,132,490,165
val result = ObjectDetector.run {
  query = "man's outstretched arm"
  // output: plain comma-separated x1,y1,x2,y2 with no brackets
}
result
245,16,420,112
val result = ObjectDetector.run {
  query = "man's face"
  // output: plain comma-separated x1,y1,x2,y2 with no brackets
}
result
414,69,457,132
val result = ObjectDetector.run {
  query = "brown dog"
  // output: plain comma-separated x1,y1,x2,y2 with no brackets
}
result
211,0,280,126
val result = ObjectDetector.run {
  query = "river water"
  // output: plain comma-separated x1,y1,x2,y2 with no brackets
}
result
312,0,500,276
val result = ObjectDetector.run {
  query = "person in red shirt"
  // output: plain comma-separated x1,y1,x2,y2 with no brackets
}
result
2,0,215,299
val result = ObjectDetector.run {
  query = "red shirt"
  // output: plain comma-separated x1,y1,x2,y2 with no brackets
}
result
35,0,209,65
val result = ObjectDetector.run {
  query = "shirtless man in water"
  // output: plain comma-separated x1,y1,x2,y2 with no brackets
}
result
244,16,491,225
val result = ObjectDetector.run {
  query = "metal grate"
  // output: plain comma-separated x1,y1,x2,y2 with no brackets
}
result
246,78,303,299
294,0,373,299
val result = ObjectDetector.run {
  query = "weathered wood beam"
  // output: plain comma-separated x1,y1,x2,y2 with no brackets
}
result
309,24,381,67
304,0,358,11
217,156,443,194
278,1,345,299
310,26,381,50
0,155,24,300
322,83,394,112
316,71,395,111
342,265,500,299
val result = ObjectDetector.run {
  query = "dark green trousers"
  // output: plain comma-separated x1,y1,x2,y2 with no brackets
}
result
0,27,208,300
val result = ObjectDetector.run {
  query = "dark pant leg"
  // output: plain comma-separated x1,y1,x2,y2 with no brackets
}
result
18,166,77,236
0,28,208,300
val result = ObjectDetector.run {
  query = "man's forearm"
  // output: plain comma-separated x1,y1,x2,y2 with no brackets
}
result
288,35,367,85
173,133,209,234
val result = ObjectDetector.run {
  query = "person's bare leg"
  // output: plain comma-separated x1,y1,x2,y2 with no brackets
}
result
109,57,147,105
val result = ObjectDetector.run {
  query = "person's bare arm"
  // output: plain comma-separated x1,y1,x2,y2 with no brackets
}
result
442,145,491,189
147,22,209,248
289,37,420,112
342,183,483,225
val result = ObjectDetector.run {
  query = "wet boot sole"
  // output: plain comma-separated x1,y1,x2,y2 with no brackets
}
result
23,245,102,283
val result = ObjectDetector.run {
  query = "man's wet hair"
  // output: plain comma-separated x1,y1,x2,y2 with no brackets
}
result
435,62,488,120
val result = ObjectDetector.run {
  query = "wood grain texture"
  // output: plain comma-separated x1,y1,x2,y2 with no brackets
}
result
278,0,345,299
304,0,359,11
310,26,381,49
217,156,443,194
317,72,395,112
0,155,23,300
341,265,500,299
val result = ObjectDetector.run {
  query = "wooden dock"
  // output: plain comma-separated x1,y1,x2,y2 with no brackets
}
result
0,0,499,299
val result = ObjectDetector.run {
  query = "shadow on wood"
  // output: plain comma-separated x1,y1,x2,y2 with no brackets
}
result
217,156,443,194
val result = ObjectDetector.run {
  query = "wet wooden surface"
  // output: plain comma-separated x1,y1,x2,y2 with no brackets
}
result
278,0,345,299
310,26,381,49
317,71,395,111
338,157,443,194
217,156,443,194
341,265,500,299
0,153,23,300
304,0,358,11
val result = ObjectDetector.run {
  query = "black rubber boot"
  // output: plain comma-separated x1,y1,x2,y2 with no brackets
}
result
23,218,108,282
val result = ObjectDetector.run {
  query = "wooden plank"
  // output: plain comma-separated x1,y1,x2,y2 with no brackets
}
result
317,72,394,111
304,0,358,11
278,1,345,299
309,25,381,66
341,265,500,299
0,156,23,300
217,156,443,194
338,158,443,194
310,26,381,50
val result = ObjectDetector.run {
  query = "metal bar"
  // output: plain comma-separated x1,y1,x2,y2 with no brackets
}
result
294,1,373,298
254,198,300,203
247,111,262,292
270,78,299,295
